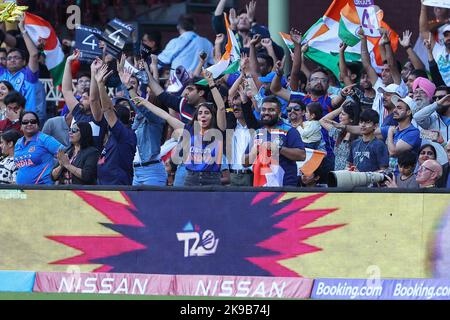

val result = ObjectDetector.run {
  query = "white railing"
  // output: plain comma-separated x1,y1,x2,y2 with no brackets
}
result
40,79,116,102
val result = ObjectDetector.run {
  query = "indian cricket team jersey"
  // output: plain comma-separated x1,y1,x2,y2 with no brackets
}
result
0,66,39,113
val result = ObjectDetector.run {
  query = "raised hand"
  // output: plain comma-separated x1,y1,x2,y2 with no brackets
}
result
17,13,25,31
215,33,225,46
150,54,158,67
67,49,81,62
341,83,357,97
246,0,257,23
357,27,365,40
94,63,112,84
379,28,390,46
261,38,273,48
399,30,412,48
229,8,238,28
437,94,450,107
240,53,250,73
290,28,302,45
275,60,284,76
339,42,348,53
202,69,215,86
301,42,309,54
250,34,261,46
90,57,103,74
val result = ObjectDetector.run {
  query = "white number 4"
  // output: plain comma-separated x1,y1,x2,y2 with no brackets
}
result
82,34,97,51
108,29,123,46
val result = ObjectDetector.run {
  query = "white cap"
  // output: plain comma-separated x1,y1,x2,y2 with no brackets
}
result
444,24,450,34
377,84,401,95
391,95,417,112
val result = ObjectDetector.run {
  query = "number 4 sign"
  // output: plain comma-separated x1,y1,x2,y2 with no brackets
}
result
354,0,380,37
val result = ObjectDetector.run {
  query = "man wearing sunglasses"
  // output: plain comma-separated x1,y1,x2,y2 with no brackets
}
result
0,91,25,134
414,86,450,143
286,100,305,129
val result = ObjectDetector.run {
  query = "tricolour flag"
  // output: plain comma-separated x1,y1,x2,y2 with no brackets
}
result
24,12,65,86
279,32,295,53
296,148,326,177
197,13,240,86
302,0,398,78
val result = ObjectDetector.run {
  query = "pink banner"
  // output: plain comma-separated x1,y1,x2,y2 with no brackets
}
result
174,275,313,299
34,272,174,295
34,272,313,298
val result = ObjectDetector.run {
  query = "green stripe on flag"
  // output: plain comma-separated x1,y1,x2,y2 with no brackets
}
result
49,59,65,87
304,47,340,79
338,18,360,47
196,60,241,86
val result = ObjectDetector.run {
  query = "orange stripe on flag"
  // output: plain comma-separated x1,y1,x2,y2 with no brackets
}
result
300,151,326,176
324,0,349,21
341,3,359,24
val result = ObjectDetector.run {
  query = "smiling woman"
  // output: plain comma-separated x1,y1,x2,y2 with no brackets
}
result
0,80,13,120
14,111,64,185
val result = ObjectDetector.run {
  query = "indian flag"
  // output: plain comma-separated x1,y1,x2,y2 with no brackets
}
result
296,149,326,177
303,0,398,78
197,13,240,86
24,12,65,86
279,32,295,53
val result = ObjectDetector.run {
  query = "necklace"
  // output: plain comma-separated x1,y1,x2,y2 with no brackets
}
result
354,138,374,169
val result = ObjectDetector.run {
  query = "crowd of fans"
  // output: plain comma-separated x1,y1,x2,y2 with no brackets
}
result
0,0,449,189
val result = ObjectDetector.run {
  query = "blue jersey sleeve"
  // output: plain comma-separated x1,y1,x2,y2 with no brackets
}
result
41,134,64,155
376,140,389,168
285,127,305,150
380,126,389,141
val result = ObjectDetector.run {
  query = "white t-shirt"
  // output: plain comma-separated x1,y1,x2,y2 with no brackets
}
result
432,41,450,86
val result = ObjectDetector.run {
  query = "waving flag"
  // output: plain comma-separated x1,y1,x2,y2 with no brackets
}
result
279,32,295,53
296,149,326,177
24,12,65,86
197,13,240,86
302,0,399,78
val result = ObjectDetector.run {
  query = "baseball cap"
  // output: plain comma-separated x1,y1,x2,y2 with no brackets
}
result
443,24,450,34
377,83,401,95
259,71,288,87
391,95,416,112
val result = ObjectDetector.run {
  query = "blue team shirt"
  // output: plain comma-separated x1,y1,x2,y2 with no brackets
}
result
185,125,223,173
97,121,137,185
14,132,63,185
254,121,305,186
291,92,335,157
348,138,389,172
0,66,38,113
381,124,422,154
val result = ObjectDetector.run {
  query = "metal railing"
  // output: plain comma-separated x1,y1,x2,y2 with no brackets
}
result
40,79,116,103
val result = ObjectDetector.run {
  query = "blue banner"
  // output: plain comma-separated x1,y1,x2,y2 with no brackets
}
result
0,271,36,292
312,279,450,300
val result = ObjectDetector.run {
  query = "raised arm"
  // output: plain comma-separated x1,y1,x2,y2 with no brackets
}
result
249,34,262,76
204,70,226,131
380,29,402,85
290,28,303,92
133,97,184,132
261,38,278,70
18,15,39,73
358,29,378,86
61,50,80,112
95,64,117,128
270,61,292,101
89,58,104,122
399,30,426,71
214,0,227,16
320,106,343,131
419,2,434,47
214,34,225,63
338,43,353,86
192,52,208,78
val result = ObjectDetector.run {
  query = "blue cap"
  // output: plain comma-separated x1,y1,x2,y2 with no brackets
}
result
259,72,288,87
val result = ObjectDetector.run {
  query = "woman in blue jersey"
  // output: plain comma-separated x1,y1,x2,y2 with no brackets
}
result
132,80,226,186
14,111,63,185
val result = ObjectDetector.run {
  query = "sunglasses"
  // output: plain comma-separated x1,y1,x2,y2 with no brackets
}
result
21,119,38,125
70,128,80,133
433,95,446,101
287,106,301,112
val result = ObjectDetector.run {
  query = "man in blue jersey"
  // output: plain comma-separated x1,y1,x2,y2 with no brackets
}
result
0,15,40,114
246,96,306,187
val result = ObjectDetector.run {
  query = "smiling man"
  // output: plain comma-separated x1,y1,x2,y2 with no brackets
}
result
246,96,306,187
